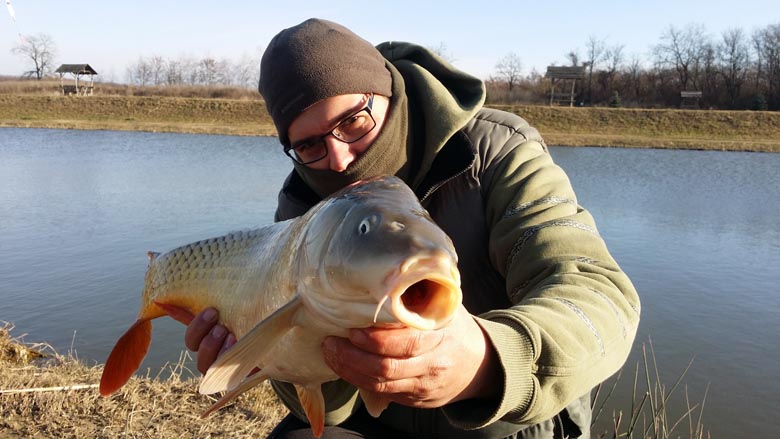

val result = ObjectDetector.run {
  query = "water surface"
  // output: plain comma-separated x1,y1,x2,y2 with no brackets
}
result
1,128,778,438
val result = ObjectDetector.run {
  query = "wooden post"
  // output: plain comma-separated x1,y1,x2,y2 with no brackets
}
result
569,80,576,107
549,79,556,107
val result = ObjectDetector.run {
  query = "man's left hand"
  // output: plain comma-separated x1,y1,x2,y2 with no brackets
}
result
321,305,500,409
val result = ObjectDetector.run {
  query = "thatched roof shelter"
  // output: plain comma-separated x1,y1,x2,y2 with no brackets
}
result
55,64,98,96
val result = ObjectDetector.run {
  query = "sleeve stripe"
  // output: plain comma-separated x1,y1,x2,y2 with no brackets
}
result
507,219,599,271
553,297,605,356
502,197,576,219
591,288,628,339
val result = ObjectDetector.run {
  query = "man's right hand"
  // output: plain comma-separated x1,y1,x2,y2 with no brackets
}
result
184,307,236,374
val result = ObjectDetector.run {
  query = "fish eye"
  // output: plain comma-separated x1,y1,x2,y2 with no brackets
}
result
358,218,371,235
358,215,380,235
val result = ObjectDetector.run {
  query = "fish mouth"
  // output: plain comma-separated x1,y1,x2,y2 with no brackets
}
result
375,253,462,331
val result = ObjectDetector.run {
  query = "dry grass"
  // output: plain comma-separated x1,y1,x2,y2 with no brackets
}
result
0,94,276,137
1,79,779,152
0,77,261,100
499,105,780,153
0,322,287,438
2,324,711,438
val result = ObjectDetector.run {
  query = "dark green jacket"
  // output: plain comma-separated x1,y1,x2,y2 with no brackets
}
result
272,42,640,439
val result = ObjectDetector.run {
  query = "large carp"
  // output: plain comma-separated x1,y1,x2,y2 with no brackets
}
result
99,175,462,437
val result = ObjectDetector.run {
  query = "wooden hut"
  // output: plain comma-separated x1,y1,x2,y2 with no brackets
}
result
544,66,585,107
55,64,98,96
680,91,702,109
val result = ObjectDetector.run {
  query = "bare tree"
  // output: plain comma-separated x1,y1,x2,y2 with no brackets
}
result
165,59,184,85
654,24,711,90
584,35,607,103
11,33,57,79
494,52,523,91
427,42,457,64
149,56,167,86
717,28,750,107
232,50,262,88
757,23,780,109
624,55,645,101
126,56,152,86
196,57,219,85
751,28,765,92
597,44,625,101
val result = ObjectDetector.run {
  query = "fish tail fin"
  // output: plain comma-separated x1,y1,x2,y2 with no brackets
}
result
201,372,270,419
359,389,390,418
99,319,152,396
295,384,325,438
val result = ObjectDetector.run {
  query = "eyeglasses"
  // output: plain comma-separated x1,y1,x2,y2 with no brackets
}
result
284,93,376,165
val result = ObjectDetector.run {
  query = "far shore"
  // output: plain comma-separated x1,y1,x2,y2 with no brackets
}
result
1,95,778,152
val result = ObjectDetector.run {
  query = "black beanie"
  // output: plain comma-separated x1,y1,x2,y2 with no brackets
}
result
258,18,393,147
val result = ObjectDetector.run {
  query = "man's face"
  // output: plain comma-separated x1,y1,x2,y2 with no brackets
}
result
287,93,390,171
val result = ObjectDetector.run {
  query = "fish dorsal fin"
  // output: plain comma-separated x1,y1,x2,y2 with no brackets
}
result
359,389,391,418
147,251,160,262
199,296,302,395
201,371,270,418
295,383,325,438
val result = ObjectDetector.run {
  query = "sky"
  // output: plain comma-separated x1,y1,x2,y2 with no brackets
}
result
1,0,778,82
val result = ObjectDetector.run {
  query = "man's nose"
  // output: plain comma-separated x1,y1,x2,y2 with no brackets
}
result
324,136,358,172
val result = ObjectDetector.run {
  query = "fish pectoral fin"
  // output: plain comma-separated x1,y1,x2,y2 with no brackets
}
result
199,296,302,395
295,383,325,438
153,301,195,325
359,389,391,418
200,372,270,418
99,319,152,396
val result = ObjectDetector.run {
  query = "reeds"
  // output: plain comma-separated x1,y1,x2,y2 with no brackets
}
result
591,338,710,439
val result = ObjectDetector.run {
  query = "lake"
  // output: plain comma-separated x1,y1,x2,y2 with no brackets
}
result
1,127,778,438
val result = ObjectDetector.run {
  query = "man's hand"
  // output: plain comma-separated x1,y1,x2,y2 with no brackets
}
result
184,308,236,374
321,305,501,409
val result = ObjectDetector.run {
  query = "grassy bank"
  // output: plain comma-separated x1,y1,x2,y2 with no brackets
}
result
1,94,778,152
1,324,708,438
0,323,284,438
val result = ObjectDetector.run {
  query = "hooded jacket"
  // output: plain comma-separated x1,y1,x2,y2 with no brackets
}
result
270,42,640,439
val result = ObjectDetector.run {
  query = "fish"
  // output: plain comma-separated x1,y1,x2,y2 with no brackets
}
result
99,175,462,437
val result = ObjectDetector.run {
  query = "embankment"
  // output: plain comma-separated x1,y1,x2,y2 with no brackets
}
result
1,95,778,152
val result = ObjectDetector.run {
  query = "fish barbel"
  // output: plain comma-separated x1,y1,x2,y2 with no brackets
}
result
99,176,462,437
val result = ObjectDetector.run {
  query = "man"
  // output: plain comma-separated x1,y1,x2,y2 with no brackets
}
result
185,18,640,439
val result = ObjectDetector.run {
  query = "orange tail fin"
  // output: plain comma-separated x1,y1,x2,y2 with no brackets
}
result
99,319,152,396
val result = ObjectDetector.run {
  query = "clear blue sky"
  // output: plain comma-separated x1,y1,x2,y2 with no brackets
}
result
1,0,777,82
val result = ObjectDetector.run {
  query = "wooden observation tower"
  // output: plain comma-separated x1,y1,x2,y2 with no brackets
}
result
544,66,585,107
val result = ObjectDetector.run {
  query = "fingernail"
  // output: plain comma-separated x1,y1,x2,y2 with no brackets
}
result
211,325,226,339
202,308,217,322
350,329,367,345
322,337,337,365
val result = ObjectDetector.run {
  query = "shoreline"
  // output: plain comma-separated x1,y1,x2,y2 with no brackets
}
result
1,95,779,153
